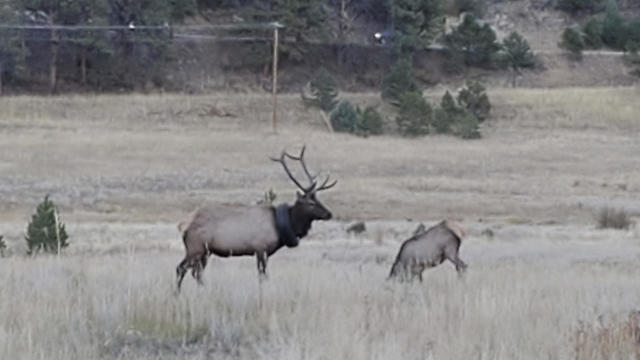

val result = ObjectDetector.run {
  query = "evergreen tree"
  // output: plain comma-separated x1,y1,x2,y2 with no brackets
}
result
25,195,69,255
396,92,432,136
381,57,420,105
560,27,585,60
445,13,501,67
13,0,94,93
391,0,444,54
601,0,627,50
330,100,360,133
626,20,640,52
500,31,535,86
457,81,490,122
583,18,604,49
357,106,384,136
302,68,339,113
0,3,24,95
105,0,195,88
434,89,482,138
433,90,459,133
450,110,481,139
246,0,327,61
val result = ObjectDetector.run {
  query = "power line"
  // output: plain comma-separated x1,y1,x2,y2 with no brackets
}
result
0,22,284,31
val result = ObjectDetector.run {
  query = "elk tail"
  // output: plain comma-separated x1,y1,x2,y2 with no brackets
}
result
177,210,198,237
443,220,465,243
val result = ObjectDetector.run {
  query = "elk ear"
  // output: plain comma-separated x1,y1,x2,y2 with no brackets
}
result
296,191,303,199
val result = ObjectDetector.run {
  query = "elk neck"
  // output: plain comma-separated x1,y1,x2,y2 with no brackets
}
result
288,204,314,239
274,203,300,248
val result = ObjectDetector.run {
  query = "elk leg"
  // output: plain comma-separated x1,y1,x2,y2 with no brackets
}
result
256,251,268,281
192,254,207,285
176,258,189,291
445,247,467,275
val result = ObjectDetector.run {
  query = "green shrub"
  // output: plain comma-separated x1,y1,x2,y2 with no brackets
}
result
25,195,69,255
457,81,490,122
626,20,640,52
597,207,632,230
435,90,482,139
433,91,460,133
583,18,604,49
396,92,432,137
357,106,384,136
381,57,420,105
330,100,360,133
444,13,501,68
601,0,627,50
450,110,481,139
302,67,339,113
0,235,5,257
560,27,585,60
500,32,535,70
330,102,385,137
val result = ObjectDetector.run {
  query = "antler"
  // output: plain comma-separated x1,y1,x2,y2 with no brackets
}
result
271,145,337,194
315,174,337,192
271,147,315,193
283,145,316,186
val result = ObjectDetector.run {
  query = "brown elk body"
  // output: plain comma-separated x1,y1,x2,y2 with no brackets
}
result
388,220,467,282
176,146,336,291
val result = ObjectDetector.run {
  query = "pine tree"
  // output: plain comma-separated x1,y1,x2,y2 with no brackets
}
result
560,27,585,60
396,92,432,136
583,18,604,49
330,100,360,133
391,0,443,55
433,90,459,133
601,0,627,50
245,0,327,61
501,32,535,86
302,68,339,113
382,57,420,105
0,4,24,95
457,81,490,122
445,13,501,67
25,195,69,255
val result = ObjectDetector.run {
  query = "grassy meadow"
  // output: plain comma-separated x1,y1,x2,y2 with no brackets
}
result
0,86,639,359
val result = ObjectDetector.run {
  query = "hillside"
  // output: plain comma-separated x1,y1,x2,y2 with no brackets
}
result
0,0,638,94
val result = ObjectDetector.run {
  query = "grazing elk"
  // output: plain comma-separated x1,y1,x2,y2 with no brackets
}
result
176,146,336,291
388,220,467,282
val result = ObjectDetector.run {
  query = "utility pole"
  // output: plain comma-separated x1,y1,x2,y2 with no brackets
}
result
271,22,283,132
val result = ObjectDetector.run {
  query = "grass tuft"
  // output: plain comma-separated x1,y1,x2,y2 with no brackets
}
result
597,207,632,230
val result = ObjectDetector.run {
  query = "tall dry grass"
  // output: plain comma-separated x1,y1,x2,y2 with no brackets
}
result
1,247,640,360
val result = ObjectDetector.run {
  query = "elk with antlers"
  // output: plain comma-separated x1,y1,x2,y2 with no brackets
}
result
175,146,337,291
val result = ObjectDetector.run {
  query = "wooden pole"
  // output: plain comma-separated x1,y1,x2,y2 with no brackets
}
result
272,26,279,132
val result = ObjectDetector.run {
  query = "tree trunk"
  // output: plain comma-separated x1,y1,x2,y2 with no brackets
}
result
336,0,348,69
0,61,3,96
49,28,59,94
80,48,87,84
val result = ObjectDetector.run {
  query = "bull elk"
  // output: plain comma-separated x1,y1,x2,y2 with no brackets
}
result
176,146,336,291
388,220,467,282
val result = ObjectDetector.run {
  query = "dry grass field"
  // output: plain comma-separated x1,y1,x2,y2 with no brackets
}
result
0,86,639,359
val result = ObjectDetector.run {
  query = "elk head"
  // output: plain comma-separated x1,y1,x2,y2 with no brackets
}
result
272,146,337,236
